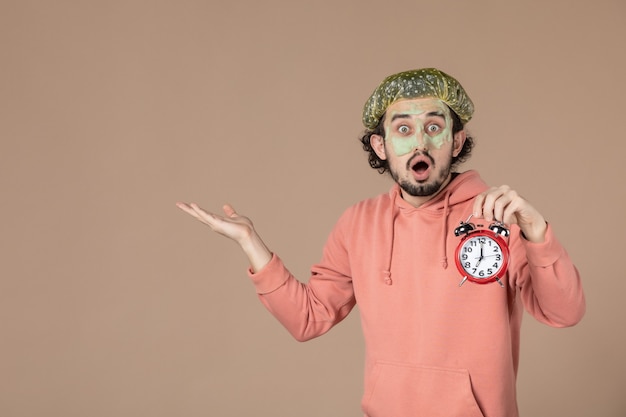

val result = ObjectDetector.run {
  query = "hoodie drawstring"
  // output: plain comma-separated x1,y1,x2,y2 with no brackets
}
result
440,190,452,269
383,206,398,285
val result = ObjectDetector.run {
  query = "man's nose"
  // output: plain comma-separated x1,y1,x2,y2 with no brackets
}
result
413,131,429,151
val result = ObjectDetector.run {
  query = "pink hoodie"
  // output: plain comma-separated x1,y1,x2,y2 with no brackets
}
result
248,170,585,417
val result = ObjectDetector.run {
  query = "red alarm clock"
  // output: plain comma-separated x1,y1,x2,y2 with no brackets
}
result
454,215,510,288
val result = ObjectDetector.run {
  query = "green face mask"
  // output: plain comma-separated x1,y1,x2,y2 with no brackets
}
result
384,99,453,156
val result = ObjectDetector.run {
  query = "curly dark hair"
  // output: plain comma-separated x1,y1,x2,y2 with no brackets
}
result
359,106,475,174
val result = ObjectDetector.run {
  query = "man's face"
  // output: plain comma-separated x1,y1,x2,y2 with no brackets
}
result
370,98,466,206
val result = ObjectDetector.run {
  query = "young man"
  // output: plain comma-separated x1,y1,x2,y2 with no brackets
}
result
177,68,585,417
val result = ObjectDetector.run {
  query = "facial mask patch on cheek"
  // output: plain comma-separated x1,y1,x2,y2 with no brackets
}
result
428,127,452,149
390,135,420,156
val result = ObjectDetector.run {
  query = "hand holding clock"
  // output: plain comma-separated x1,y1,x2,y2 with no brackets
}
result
472,185,548,243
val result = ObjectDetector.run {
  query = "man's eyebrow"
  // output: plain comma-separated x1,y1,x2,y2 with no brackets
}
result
390,111,446,123
426,111,446,118
390,114,412,122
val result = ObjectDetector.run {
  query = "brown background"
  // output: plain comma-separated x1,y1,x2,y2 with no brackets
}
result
1,1,625,416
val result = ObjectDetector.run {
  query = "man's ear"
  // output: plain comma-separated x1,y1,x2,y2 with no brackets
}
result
452,130,466,157
370,134,387,160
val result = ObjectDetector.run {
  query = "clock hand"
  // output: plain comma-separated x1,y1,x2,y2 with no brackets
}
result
476,242,484,267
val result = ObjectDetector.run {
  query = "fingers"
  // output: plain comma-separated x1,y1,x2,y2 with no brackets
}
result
189,203,210,220
176,202,218,226
472,187,548,242
176,202,200,219
473,185,520,225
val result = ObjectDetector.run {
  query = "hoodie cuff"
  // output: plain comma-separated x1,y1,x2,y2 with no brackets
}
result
522,223,564,267
247,253,291,294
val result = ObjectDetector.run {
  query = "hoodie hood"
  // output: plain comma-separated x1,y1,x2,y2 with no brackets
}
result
382,170,489,285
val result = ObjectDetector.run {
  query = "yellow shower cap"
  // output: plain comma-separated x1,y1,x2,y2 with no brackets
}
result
362,68,474,129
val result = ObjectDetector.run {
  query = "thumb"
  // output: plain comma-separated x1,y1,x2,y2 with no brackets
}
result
222,204,237,218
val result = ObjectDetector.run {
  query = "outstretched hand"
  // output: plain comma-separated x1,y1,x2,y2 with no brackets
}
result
176,202,254,244
472,185,547,243
176,202,272,272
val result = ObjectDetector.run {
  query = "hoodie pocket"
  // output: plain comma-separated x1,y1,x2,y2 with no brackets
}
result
362,361,485,417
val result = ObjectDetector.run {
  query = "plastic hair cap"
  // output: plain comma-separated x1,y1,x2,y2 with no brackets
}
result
362,68,474,129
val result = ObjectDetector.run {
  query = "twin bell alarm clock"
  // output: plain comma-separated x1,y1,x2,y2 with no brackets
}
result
453,215,510,288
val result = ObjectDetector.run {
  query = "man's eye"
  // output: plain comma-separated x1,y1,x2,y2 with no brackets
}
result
427,124,441,133
398,125,410,134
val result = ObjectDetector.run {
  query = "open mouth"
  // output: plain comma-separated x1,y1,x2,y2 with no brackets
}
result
409,154,433,181
412,160,430,174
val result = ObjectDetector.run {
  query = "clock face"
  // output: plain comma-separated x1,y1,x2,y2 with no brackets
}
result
455,232,509,282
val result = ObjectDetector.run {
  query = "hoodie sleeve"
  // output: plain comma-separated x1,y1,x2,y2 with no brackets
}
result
247,210,356,342
509,224,586,327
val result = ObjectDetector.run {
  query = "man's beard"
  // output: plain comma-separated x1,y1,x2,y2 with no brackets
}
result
389,151,453,197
